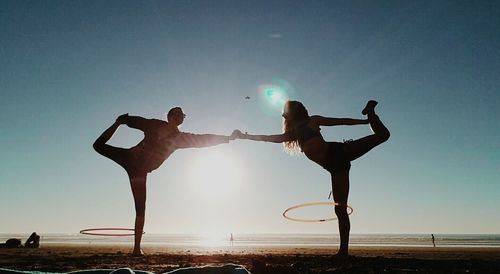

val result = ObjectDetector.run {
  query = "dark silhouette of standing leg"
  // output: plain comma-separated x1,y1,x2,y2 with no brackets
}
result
331,101,389,257
331,171,350,256
129,173,146,255
94,120,147,255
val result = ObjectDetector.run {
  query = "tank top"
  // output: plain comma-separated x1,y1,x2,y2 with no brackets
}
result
294,122,323,146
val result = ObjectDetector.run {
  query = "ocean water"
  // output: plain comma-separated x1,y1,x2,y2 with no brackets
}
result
1,233,499,248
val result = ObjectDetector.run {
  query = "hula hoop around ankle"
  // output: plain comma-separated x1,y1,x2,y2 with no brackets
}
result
283,202,353,222
79,228,145,236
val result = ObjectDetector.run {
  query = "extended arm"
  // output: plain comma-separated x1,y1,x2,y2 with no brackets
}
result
176,132,230,149
312,115,368,126
116,113,156,132
236,130,290,143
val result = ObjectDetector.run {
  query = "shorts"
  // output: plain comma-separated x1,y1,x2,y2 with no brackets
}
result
322,142,351,174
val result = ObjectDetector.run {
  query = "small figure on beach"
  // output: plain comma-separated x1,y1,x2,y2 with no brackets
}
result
24,232,40,248
93,107,238,255
432,234,436,247
0,238,22,248
0,232,40,248
234,100,390,257
230,233,234,246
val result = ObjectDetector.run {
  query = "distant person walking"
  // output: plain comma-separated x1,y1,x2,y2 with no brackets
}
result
432,234,436,247
94,107,237,255
234,100,390,257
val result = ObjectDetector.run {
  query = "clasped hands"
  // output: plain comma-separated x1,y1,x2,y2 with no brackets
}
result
229,129,246,140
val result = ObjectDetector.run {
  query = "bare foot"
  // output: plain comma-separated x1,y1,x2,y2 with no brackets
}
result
132,249,144,256
362,100,378,115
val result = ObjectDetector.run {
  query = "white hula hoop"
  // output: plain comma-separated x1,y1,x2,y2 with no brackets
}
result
79,228,145,236
282,202,353,223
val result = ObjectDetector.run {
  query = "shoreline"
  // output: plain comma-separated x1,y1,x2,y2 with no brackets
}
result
1,244,499,273
3,233,499,249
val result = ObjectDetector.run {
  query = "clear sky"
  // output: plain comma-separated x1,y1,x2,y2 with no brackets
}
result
1,0,499,236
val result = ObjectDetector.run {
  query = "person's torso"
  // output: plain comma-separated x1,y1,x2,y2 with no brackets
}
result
132,121,180,167
296,122,323,146
294,119,329,165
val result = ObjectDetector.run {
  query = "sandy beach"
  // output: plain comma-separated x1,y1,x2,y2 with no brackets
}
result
1,244,499,273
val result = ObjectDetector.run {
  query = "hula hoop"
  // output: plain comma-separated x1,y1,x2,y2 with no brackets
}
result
283,202,353,223
79,228,145,236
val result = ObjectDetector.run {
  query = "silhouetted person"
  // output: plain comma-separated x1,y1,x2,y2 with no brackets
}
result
234,100,389,257
93,107,238,255
432,234,436,247
24,232,40,248
0,238,22,248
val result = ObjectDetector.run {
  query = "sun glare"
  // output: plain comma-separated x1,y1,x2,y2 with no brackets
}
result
196,232,232,247
188,150,243,198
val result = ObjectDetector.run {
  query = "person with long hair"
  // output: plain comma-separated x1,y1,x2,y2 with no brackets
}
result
93,107,237,255
234,100,390,257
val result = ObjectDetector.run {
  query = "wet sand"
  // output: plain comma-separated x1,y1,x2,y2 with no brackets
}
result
1,244,499,273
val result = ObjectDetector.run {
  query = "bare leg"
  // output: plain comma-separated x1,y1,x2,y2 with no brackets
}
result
331,171,350,256
345,103,390,161
93,121,133,170
129,174,147,255
93,121,120,149
94,119,147,255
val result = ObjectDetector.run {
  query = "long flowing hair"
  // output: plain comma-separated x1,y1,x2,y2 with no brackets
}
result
282,100,309,154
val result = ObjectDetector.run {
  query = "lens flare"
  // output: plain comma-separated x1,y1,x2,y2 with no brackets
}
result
264,86,285,105
257,79,296,116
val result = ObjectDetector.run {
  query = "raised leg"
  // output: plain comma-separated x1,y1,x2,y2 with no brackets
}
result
93,121,133,169
345,102,390,161
93,121,120,149
331,171,350,256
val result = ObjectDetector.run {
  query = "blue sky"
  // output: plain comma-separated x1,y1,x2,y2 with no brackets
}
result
1,0,499,235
